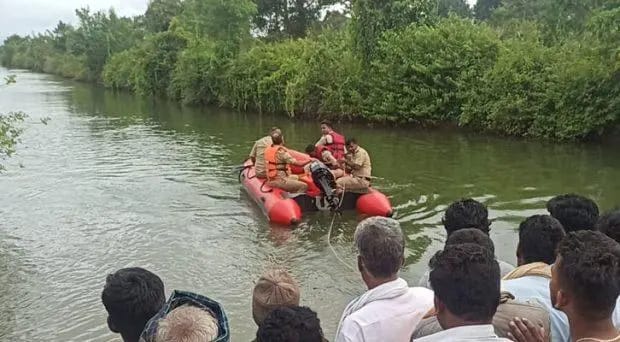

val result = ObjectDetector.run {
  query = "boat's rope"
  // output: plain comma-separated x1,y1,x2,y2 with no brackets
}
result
326,184,356,272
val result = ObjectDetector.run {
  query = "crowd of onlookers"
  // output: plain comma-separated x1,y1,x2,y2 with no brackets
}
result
101,193,620,342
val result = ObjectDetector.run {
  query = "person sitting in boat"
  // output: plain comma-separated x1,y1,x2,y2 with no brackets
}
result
336,138,371,194
305,144,345,179
249,127,281,179
265,132,313,194
315,120,346,161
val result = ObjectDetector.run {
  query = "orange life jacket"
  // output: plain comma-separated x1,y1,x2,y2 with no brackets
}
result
325,131,345,160
264,145,291,180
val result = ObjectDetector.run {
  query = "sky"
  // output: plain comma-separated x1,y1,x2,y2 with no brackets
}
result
0,0,479,42
0,0,148,41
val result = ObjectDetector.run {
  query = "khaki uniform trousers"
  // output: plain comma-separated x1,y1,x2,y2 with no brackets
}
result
336,175,370,193
268,175,308,193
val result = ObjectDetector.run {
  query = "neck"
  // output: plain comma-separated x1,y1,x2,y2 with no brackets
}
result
365,274,399,290
569,314,618,341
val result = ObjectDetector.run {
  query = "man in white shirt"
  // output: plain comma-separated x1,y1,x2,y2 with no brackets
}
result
335,217,434,342
415,243,510,342
502,215,570,342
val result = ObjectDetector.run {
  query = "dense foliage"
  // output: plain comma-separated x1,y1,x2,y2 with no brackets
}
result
0,75,26,171
1,0,618,140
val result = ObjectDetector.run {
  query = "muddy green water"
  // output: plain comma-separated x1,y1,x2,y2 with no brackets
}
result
0,68,619,341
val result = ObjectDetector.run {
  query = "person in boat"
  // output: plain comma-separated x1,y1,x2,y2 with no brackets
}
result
265,132,313,194
305,144,345,179
335,138,371,194
315,120,346,161
249,127,281,179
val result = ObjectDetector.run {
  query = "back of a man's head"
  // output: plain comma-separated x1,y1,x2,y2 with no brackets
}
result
596,210,620,244
271,132,284,145
155,305,219,342
354,217,405,279
547,194,599,232
445,228,495,255
252,268,300,326
430,243,500,328
554,231,620,320
102,267,165,342
518,215,566,265
443,199,490,236
256,306,325,342
269,127,281,135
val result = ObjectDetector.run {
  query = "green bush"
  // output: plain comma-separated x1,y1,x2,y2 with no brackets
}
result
168,41,221,104
365,18,500,123
102,50,139,90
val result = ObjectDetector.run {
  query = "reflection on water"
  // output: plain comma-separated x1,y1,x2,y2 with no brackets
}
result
0,68,619,341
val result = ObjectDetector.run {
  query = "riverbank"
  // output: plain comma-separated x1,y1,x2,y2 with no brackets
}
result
2,2,618,141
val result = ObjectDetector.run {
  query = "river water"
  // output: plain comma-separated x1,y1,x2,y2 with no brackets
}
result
0,68,619,341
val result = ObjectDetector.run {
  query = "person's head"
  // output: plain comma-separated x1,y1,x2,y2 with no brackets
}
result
256,306,325,342
271,132,284,146
517,215,566,266
252,269,300,326
445,228,495,255
305,144,317,156
550,231,620,322
320,120,333,135
102,267,166,342
546,194,599,232
155,305,219,342
345,138,358,153
443,199,491,236
354,217,405,287
430,243,500,329
269,126,281,135
596,210,620,244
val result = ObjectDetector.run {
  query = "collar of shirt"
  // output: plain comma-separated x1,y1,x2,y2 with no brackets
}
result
415,324,500,341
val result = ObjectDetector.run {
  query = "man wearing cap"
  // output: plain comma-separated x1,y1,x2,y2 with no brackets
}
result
252,268,301,327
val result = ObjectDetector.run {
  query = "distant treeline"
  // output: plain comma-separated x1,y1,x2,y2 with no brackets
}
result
1,0,618,140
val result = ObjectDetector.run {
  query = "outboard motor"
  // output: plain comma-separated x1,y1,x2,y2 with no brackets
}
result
309,161,340,211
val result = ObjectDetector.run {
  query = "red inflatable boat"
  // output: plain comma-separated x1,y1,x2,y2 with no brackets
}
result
240,150,393,225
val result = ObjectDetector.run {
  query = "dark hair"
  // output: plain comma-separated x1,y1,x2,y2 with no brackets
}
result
305,144,316,154
446,228,495,255
354,217,404,278
256,306,325,342
556,231,620,320
596,210,620,244
430,243,500,322
547,194,599,232
320,120,332,128
101,267,165,339
345,138,357,146
271,133,283,145
443,199,491,236
518,215,566,265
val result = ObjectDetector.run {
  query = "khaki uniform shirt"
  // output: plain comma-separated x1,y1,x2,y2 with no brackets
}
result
249,136,272,177
275,148,295,178
348,146,371,178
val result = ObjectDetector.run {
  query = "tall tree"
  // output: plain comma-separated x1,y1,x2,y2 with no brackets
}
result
351,0,435,66
144,0,183,33
437,0,472,18
474,0,502,20
253,0,339,39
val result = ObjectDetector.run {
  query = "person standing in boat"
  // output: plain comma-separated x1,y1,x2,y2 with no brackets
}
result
336,138,371,194
315,120,346,161
249,127,281,179
265,132,313,194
